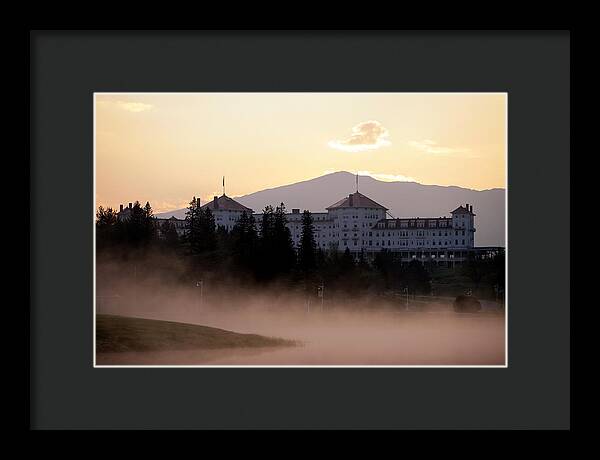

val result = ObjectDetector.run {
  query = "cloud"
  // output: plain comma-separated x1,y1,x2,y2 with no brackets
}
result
151,199,192,213
323,169,416,183
116,101,154,113
407,139,468,155
97,99,154,113
356,171,416,183
328,120,391,152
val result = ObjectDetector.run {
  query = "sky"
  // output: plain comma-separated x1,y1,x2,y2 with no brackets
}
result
95,93,506,213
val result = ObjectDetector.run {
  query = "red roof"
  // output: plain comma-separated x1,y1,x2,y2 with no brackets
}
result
200,194,253,213
326,192,388,210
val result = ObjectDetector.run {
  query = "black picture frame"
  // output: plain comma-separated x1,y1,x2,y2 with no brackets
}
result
30,30,570,430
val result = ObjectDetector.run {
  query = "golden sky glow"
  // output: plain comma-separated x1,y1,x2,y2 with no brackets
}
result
95,93,506,213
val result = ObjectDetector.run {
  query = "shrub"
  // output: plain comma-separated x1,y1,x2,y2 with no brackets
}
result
453,294,482,312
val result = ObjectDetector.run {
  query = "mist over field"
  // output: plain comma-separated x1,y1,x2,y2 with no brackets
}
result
96,259,505,366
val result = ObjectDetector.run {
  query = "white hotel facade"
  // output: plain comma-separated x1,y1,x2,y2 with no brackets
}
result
122,189,498,265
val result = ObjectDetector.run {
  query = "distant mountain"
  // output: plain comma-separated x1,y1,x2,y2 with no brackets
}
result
156,171,505,247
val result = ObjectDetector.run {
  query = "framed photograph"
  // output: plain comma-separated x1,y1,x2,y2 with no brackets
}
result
30,30,570,430
93,92,507,368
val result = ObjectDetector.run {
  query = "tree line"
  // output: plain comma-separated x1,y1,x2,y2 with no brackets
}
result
96,198,505,299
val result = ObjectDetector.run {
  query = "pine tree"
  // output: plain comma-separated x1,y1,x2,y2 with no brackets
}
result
161,220,180,249
231,211,259,274
96,206,118,250
143,201,157,243
96,206,118,228
274,203,295,274
256,204,295,280
126,201,147,248
185,197,203,255
200,207,217,251
260,205,275,241
256,205,276,280
298,210,317,275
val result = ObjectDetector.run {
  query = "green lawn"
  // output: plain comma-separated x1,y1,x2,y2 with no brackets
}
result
96,314,296,353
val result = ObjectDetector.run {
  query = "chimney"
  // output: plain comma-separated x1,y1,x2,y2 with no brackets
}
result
119,204,123,212
213,196,219,209
470,205,473,213
128,202,132,209
292,208,300,214
196,197,201,207
349,193,354,207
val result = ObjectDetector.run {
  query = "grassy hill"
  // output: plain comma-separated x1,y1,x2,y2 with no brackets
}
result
96,314,295,353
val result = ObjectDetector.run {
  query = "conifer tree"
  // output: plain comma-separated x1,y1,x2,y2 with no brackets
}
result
231,211,259,273
273,203,295,274
95,206,118,250
200,207,217,251
126,201,147,248
96,206,118,228
260,205,275,241
161,220,180,250
143,201,157,243
185,197,203,255
256,205,275,280
298,210,317,275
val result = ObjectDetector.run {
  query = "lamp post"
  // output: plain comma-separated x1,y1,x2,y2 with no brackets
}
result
196,279,203,311
318,284,324,311
133,264,138,307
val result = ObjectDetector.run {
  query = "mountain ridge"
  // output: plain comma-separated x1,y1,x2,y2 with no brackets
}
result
156,171,505,246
